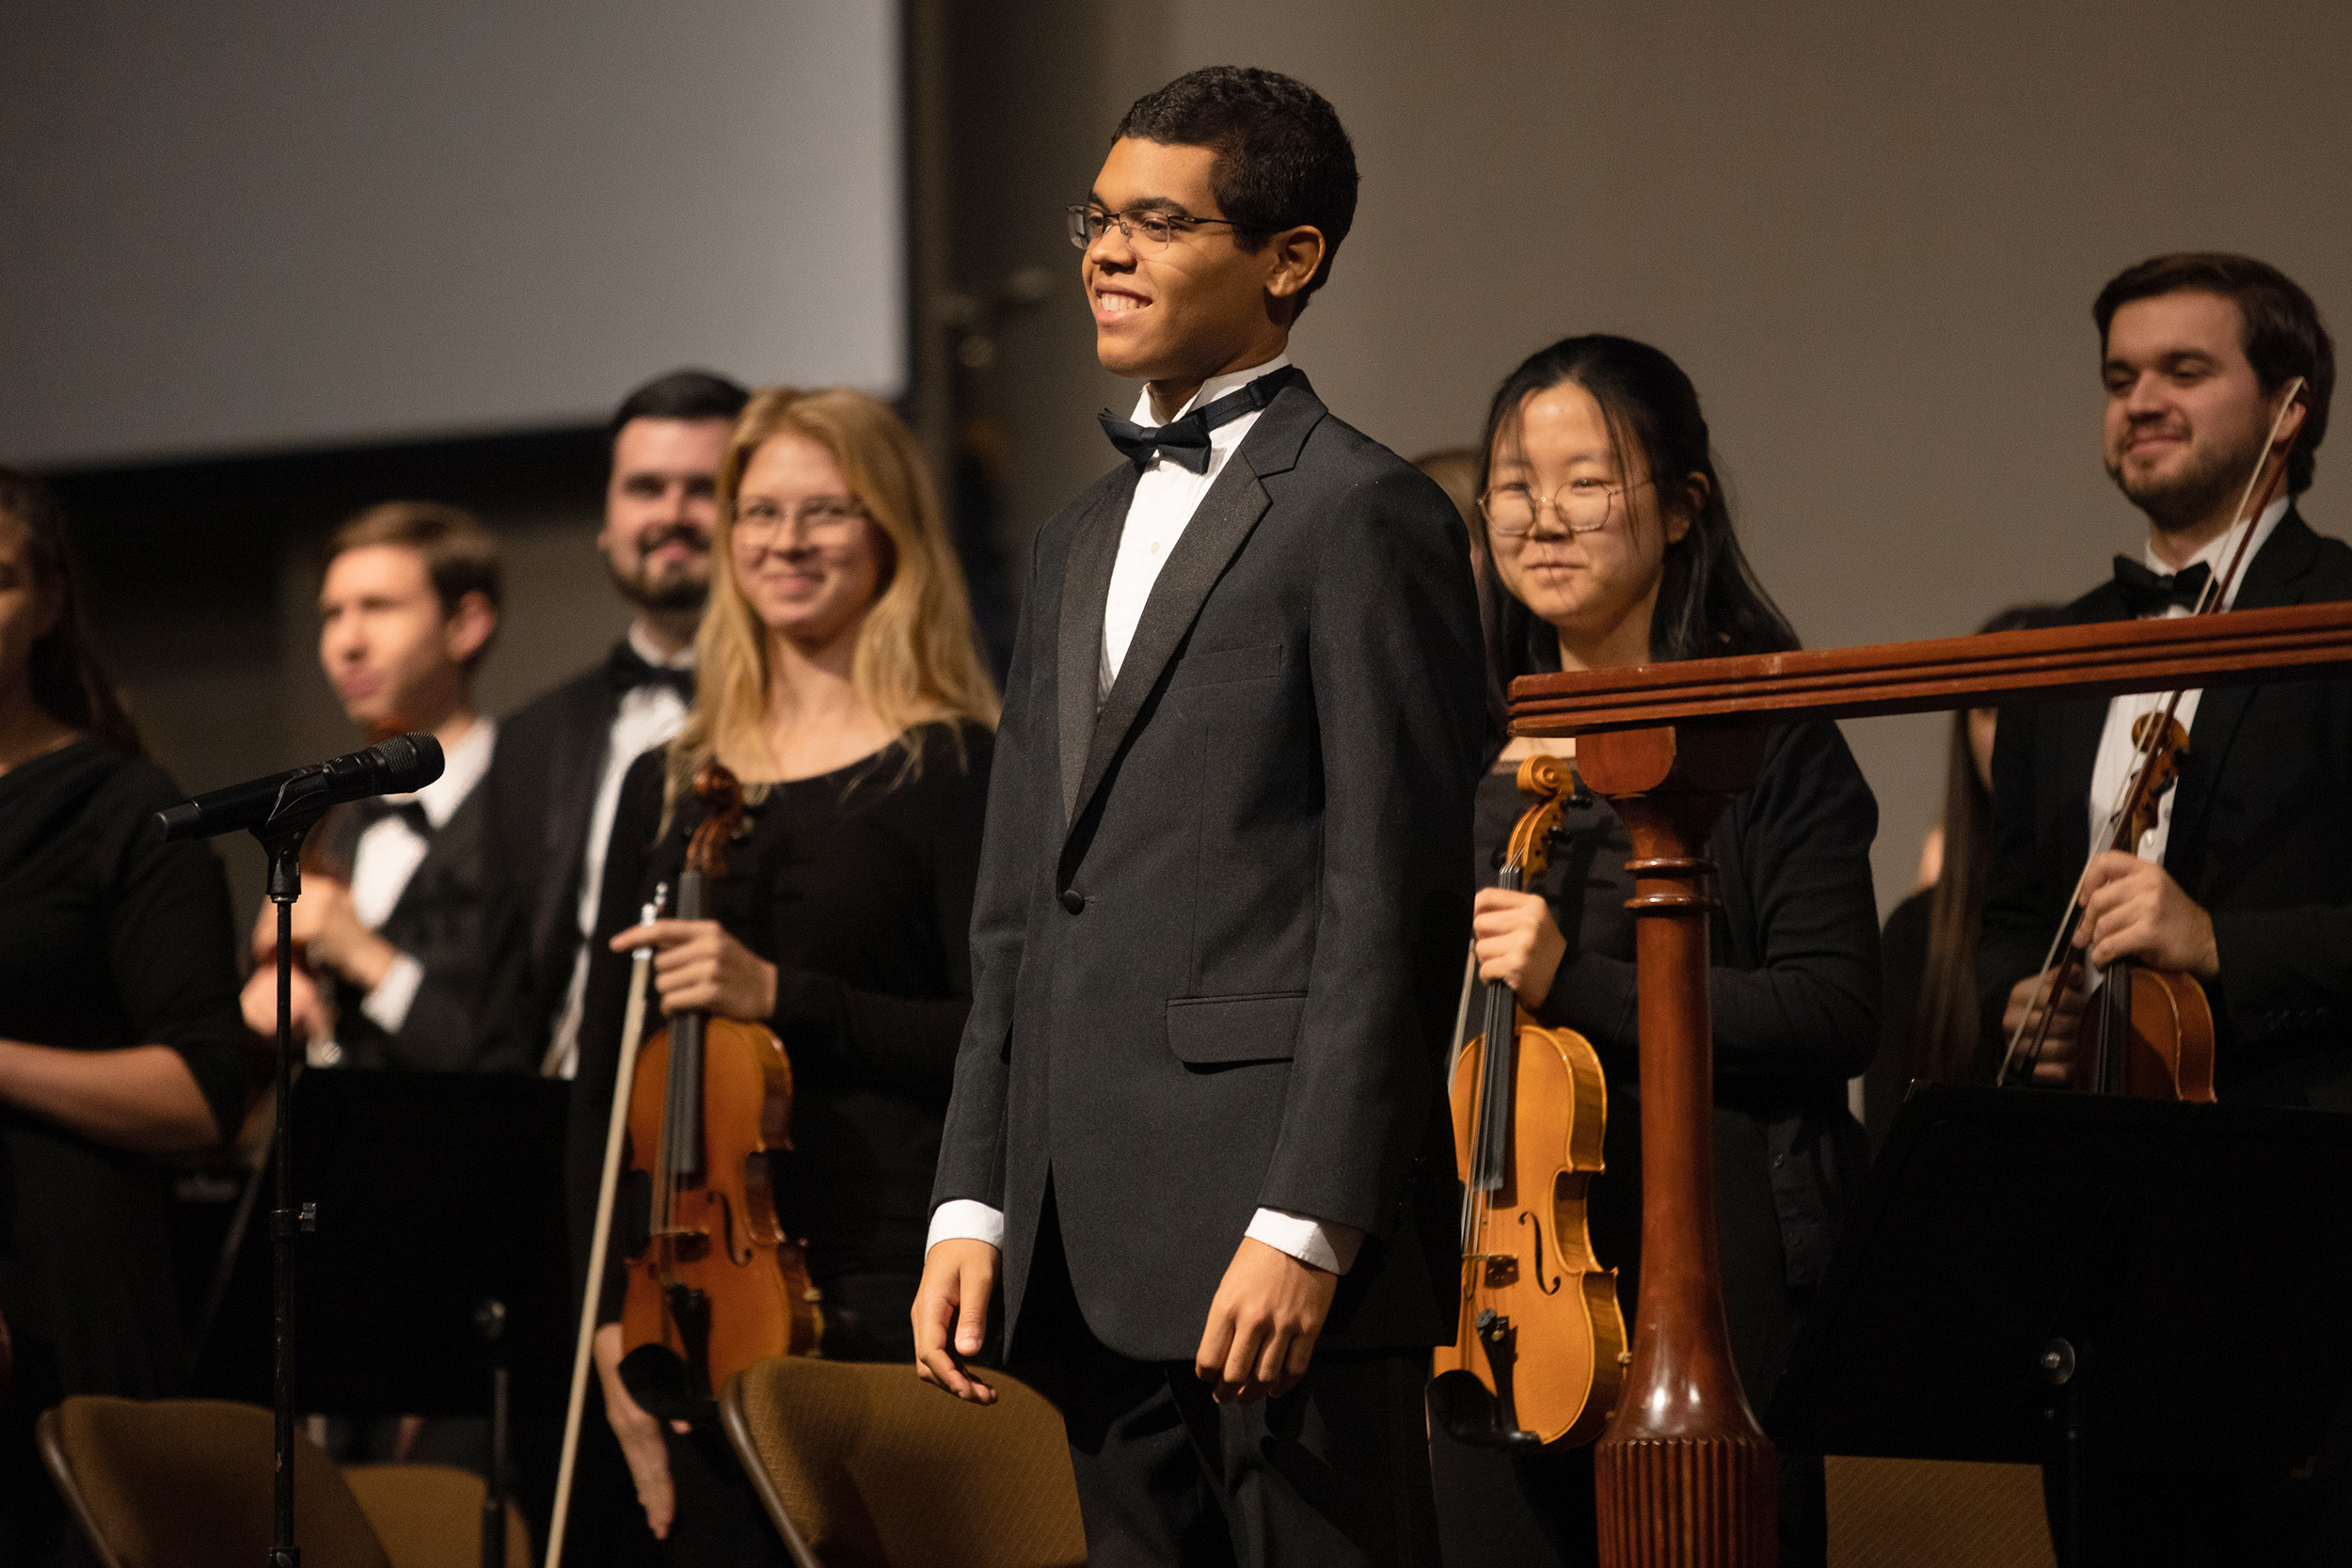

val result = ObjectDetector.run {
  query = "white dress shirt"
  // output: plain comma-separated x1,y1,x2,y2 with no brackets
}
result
544,624,695,1079
337,716,498,1051
2085,496,2289,869
927,356,1364,1277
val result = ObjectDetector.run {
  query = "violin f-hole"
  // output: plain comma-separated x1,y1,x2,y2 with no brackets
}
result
1518,1211,1563,1295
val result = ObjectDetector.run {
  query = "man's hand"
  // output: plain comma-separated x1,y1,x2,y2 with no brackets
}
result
252,879,397,991
913,1239,999,1404
240,962,326,1043
610,919,778,1023
1195,1237,1340,1406
595,1323,689,1540
2001,970,2086,1085
1472,888,1568,1010
2076,851,2220,978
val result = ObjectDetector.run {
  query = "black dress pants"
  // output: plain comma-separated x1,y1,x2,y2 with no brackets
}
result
1011,1188,1440,1568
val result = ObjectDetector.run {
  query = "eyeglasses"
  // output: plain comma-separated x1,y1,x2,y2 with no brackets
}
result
1068,203,1252,253
734,497,865,541
1478,476,1654,538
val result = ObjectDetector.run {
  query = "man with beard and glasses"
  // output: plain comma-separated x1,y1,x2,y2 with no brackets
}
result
490,369,749,1080
1979,254,2350,1561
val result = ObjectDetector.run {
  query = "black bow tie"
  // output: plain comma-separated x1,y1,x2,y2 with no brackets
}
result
608,641,696,704
354,798,433,838
1098,367,1297,473
2112,557,2213,616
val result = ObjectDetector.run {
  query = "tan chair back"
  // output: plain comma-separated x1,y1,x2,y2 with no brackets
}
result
342,1463,531,1568
38,1397,393,1568
722,1359,1087,1568
1826,1455,2057,1568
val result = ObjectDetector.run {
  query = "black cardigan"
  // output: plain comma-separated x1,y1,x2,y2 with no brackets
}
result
1486,717,1879,1401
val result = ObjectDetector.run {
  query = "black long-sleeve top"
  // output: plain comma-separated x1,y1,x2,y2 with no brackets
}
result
0,740,249,1394
1482,719,1879,1402
566,721,992,1337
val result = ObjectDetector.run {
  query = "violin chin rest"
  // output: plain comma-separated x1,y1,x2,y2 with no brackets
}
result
1426,1369,1542,1452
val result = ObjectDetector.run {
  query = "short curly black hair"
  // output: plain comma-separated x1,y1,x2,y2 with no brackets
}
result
1113,66,1358,318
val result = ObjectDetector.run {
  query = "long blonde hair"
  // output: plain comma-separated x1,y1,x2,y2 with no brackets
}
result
665,386,999,803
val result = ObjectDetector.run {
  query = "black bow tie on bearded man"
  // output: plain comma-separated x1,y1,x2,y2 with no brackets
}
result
1097,367,1299,473
2112,556,2214,617
606,640,696,705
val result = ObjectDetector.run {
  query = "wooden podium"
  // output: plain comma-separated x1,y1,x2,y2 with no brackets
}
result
1506,599,2352,1567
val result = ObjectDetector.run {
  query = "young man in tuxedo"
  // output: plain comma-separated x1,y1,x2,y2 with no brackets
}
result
1979,252,2346,1560
491,368,748,1079
914,66,1484,1566
238,501,530,1074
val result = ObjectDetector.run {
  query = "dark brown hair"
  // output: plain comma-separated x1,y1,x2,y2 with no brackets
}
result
1913,604,2062,1085
324,500,502,672
2093,252,2334,495
0,466,144,755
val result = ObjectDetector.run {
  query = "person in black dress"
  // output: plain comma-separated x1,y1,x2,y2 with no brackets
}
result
565,387,998,1560
1431,338,1881,1568
1869,604,2057,1148
0,467,247,1564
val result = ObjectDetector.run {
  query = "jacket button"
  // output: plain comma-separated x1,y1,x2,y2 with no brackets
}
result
1059,888,1087,914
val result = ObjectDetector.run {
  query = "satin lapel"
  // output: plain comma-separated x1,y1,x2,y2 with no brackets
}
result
2171,510,2321,888
1065,458,1272,837
1057,468,1137,822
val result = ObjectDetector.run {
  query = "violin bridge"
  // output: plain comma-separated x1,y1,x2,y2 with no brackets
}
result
1474,1253,1519,1288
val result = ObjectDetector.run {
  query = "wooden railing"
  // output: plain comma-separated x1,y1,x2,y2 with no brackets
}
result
1506,599,2352,1566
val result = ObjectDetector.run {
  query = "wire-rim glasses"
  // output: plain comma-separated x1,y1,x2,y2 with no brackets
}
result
733,496,866,543
1068,203,1251,253
1478,476,1654,538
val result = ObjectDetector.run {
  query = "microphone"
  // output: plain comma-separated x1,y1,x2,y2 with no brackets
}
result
155,734,446,842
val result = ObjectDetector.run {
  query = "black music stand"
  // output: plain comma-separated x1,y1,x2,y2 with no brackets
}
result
1765,1084,2352,1565
291,1070,571,1568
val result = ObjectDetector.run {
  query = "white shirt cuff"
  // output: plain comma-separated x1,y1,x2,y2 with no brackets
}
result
358,953,425,1036
927,1198,1005,1255
1246,1207,1363,1275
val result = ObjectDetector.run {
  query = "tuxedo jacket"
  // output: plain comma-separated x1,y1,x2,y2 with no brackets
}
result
486,662,626,1057
315,781,533,1073
930,374,1487,1362
1979,510,2352,1107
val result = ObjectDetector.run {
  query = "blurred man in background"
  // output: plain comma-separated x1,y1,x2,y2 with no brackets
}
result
240,500,530,1076
490,370,749,1078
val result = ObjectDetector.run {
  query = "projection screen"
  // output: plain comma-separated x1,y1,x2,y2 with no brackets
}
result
0,1,904,468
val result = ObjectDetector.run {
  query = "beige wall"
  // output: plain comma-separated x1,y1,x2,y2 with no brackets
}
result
950,0,2352,912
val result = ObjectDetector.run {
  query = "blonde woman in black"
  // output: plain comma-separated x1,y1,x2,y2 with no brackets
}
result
565,388,997,1561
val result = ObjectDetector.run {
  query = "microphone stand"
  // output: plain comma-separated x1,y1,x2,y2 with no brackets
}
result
256,810,326,1568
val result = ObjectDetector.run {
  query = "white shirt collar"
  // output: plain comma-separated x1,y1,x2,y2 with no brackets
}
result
395,717,496,829
2145,495,2291,610
1126,352,1294,427
628,622,696,671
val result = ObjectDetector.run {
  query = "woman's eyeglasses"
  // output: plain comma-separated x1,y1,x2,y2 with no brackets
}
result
1478,476,1654,538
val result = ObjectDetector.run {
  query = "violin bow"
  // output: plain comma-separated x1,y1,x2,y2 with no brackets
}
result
546,882,667,1568
2000,378,2307,1086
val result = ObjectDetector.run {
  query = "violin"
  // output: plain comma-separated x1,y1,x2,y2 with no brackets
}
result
618,761,820,1413
1430,753,1626,1450
2002,379,2307,1100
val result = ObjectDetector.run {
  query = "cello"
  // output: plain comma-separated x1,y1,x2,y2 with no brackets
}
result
2001,378,2307,1100
617,761,821,1411
1431,752,1627,1450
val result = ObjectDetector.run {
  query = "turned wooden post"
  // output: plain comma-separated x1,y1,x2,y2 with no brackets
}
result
1575,724,1774,1567
1510,601,2352,1563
